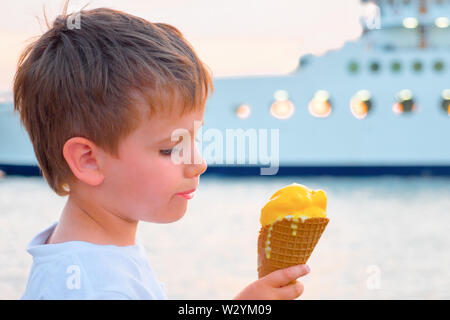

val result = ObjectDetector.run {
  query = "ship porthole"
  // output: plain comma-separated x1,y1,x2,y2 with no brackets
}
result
270,90,294,120
403,17,418,29
391,61,402,73
270,100,295,120
441,89,450,116
435,17,450,28
433,61,445,72
393,89,416,114
369,61,380,73
348,61,359,74
309,90,332,118
235,104,251,119
412,61,423,72
350,90,372,119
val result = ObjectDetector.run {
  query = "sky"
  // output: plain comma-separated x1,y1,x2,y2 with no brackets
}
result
0,0,366,92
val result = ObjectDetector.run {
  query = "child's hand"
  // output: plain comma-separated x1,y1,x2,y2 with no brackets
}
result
233,264,310,300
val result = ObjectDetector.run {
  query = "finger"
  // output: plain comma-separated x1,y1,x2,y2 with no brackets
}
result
275,281,304,300
264,264,310,287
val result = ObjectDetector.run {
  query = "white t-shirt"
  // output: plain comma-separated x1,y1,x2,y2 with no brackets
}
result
21,222,167,300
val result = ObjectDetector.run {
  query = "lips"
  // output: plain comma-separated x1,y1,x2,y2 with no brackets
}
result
176,188,196,200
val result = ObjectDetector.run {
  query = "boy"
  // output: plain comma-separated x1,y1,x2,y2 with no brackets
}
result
14,6,309,299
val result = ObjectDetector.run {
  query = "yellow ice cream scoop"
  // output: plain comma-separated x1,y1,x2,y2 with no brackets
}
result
260,183,327,226
257,183,329,279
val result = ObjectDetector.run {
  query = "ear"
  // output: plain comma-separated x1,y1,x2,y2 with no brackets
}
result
62,137,105,186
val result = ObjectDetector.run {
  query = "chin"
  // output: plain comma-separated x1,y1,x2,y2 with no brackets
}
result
159,214,186,224
145,208,187,224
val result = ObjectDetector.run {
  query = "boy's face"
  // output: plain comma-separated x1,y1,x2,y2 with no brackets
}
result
99,103,207,224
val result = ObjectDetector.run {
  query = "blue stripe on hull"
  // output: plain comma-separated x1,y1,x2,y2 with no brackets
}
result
0,164,42,176
205,166,450,176
2,164,450,177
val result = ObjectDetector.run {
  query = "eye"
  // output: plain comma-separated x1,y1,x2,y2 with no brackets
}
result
159,149,173,156
160,137,199,156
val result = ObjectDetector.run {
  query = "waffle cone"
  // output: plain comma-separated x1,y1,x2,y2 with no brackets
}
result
257,217,329,279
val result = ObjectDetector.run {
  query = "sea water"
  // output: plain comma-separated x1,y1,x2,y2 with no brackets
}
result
0,175,449,299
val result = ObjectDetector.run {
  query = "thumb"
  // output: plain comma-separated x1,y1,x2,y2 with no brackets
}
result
264,264,310,287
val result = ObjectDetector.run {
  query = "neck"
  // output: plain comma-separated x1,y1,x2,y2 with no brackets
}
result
48,190,138,247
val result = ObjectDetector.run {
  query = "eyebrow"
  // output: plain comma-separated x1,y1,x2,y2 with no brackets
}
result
154,120,204,145
154,137,178,145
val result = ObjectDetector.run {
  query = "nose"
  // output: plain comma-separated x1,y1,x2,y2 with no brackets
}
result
184,143,207,178
185,158,207,178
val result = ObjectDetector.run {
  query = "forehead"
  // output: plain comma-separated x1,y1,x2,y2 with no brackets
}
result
137,106,205,140
130,89,205,137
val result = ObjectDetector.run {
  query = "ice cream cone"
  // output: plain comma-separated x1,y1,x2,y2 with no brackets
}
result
257,217,329,279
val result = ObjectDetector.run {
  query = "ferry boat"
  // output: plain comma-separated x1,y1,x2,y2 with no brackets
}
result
1,0,450,177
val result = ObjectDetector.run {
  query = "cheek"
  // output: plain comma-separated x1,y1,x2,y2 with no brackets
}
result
101,145,187,222
113,154,183,209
